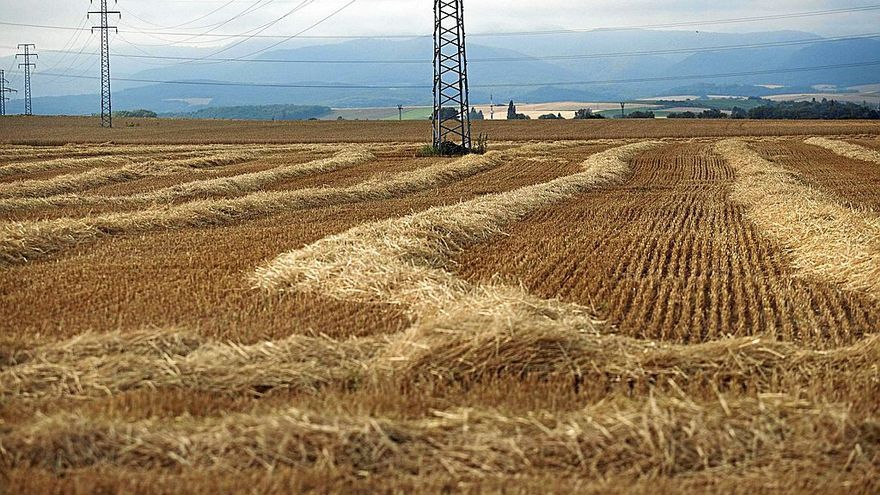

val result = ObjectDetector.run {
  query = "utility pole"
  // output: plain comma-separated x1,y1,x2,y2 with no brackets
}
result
398,104,403,121
0,70,16,117
490,94,494,120
433,0,471,152
619,102,626,119
16,44,37,116
90,0,121,128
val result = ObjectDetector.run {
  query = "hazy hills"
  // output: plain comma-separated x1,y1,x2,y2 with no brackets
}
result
3,29,878,115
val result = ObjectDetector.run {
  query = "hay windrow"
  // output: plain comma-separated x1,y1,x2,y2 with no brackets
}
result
0,149,374,212
0,150,262,200
2,395,875,478
379,294,880,393
253,141,659,307
3,135,879,489
0,330,379,399
0,155,136,179
0,144,556,265
249,139,879,393
717,139,880,297
2,326,877,401
805,136,880,164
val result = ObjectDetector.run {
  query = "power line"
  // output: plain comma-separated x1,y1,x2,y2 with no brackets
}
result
120,0,280,47
214,0,357,62
119,0,239,30
13,59,880,91
36,15,90,74
467,4,880,36
3,4,879,40
10,32,880,66
39,34,97,85
182,0,318,60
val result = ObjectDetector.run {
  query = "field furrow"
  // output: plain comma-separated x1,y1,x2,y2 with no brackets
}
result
806,137,880,164
757,140,880,211
455,142,880,345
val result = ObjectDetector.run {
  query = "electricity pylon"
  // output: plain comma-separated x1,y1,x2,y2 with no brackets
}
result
432,0,472,152
89,0,121,128
0,70,16,116
16,44,37,116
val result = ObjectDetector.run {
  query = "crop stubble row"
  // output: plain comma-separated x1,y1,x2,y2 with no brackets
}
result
756,140,880,211
456,141,880,345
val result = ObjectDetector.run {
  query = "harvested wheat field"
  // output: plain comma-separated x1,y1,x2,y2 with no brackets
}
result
0,119,879,494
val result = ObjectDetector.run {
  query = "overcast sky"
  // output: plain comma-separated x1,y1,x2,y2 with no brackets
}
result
1,0,879,53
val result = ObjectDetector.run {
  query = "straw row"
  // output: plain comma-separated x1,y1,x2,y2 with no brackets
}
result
0,149,374,212
2,392,875,478
805,136,880,164
0,150,262,199
0,142,345,160
0,329,379,399
0,146,535,266
253,141,659,309
717,139,880,297
0,155,139,179
2,323,876,401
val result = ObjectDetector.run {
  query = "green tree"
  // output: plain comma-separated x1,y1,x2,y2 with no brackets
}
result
573,108,604,120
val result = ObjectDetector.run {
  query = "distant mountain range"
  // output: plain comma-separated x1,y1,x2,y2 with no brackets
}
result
2,29,878,115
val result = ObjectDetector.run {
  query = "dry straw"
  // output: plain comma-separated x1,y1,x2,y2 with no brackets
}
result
0,143,380,180
0,150,260,199
1,325,876,401
0,149,375,212
2,138,879,484
253,141,659,307
717,139,880,297
0,143,560,265
0,144,243,169
0,155,135,179
0,329,379,399
251,140,879,392
805,136,880,164
2,393,875,479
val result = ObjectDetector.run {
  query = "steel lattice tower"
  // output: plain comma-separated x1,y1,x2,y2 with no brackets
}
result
16,44,36,116
433,0,471,151
90,0,120,128
0,70,16,117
